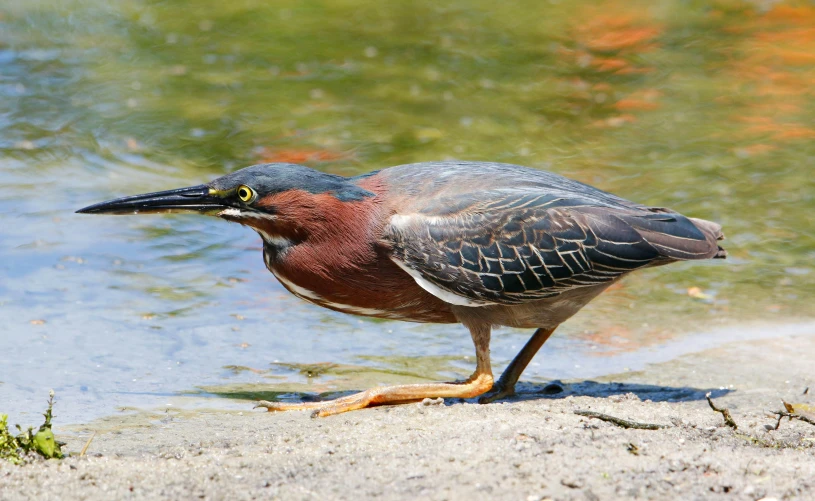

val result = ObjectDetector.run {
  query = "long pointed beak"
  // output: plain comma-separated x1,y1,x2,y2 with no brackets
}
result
76,185,228,215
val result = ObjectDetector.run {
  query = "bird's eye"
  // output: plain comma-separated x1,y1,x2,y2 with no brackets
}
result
237,185,255,202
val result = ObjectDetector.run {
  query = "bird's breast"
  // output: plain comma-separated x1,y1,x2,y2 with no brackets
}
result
262,245,457,324
268,268,410,319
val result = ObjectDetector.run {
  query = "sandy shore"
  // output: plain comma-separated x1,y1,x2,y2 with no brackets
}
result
2,331,814,500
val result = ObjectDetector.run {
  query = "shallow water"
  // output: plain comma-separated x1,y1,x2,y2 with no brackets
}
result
1,0,814,424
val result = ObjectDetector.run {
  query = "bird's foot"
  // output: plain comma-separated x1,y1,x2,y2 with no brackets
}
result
255,373,494,418
478,382,516,404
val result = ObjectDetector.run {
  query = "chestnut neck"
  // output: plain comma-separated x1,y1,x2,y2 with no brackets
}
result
253,184,386,279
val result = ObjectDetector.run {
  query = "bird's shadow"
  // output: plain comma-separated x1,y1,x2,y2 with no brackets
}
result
194,379,731,405
500,380,731,402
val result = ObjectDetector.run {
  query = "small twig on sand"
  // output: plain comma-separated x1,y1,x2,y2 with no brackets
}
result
705,392,738,429
79,432,96,457
774,411,815,426
770,401,815,428
574,410,669,430
771,413,784,431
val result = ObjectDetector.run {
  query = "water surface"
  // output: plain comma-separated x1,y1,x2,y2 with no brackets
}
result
1,0,814,424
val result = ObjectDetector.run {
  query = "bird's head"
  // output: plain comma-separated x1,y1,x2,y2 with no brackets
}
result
77,163,376,242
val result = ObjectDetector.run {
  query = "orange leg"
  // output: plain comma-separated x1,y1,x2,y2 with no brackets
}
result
479,326,556,404
256,324,494,417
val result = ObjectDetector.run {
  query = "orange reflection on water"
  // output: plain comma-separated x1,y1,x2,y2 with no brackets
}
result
724,3,815,144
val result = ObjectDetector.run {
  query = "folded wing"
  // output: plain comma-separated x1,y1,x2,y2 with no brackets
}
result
384,191,721,306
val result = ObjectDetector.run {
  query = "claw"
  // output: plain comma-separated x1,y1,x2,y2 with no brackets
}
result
254,400,325,412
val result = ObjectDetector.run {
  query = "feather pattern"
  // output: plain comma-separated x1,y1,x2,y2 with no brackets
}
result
384,178,723,306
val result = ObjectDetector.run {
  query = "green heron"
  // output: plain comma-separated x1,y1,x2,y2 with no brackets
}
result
78,161,726,417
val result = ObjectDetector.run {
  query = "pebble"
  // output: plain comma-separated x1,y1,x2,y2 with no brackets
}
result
419,397,444,406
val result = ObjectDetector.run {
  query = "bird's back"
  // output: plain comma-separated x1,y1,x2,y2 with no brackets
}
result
371,161,646,213
372,161,725,309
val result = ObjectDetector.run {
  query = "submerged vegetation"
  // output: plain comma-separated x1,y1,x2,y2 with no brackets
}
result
1,392,64,464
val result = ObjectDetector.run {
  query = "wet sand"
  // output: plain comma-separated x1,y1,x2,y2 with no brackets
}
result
2,330,814,500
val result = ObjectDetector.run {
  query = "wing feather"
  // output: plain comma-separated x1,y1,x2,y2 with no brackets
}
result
385,191,720,306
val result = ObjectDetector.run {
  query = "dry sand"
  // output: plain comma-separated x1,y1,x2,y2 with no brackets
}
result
2,331,814,500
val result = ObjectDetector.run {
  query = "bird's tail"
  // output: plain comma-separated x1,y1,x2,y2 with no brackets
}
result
689,217,727,259
622,209,727,261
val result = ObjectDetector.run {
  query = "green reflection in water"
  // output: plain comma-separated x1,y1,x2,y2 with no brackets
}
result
2,0,814,336
196,356,467,402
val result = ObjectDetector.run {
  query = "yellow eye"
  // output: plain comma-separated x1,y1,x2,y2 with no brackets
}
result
237,185,254,202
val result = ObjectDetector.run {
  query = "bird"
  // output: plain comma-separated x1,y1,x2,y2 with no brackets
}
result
77,161,726,417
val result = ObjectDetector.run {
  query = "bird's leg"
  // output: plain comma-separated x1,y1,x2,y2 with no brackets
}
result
479,326,556,404
256,323,494,417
